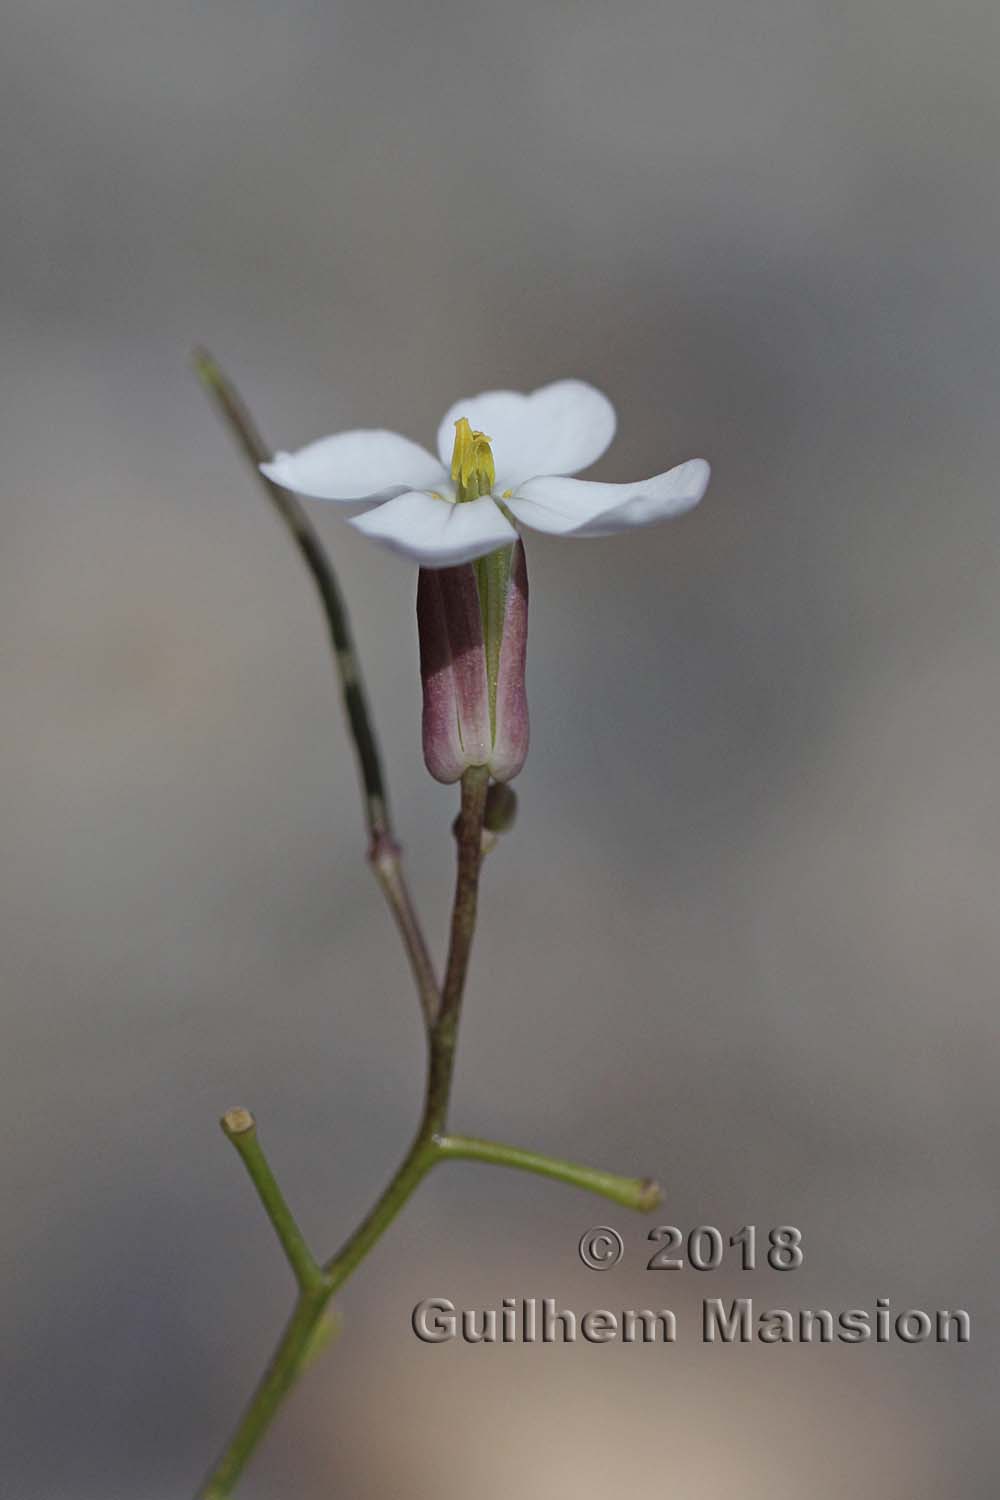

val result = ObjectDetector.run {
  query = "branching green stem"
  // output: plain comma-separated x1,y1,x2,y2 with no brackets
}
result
198,768,489,1497
220,1109,325,1294
193,362,663,1500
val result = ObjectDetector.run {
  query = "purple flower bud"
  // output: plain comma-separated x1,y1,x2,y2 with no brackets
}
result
417,542,529,784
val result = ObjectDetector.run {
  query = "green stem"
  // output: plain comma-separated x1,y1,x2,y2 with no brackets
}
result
197,768,490,1499
193,349,439,1030
199,1288,334,1500
322,1133,438,1282
200,1111,664,1497
200,1129,441,1500
436,1134,663,1212
220,1109,325,1293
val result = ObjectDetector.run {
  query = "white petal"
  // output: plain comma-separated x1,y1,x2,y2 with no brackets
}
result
436,380,616,490
507,459,710,537
261,430,446,504
350,494,517,567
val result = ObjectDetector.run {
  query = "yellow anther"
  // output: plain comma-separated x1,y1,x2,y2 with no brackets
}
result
451,417,496,502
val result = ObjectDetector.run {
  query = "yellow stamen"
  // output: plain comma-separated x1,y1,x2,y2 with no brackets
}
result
451,417,496,502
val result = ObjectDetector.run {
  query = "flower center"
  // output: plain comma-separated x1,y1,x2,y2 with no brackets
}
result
450,417,496,503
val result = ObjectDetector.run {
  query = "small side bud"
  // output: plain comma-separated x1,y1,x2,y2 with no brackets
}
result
484,781,518,833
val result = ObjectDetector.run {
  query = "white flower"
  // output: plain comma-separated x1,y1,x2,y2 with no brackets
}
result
261,380,709,568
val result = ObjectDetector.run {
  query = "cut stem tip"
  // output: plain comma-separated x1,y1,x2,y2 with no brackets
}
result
221,1107,256,1138
636,1177,663,1213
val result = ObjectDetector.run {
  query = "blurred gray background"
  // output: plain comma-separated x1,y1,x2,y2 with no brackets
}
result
2,0,998,1495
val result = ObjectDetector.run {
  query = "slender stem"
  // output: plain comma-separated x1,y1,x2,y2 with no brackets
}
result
199,1287,334,1500
220,1109,326,1293
198,768,489,1498
369,834,440,1030
193,349,439,1028
319,766,489,1292
425,766,489,1130
322,1133,438,1283
193,349,388,841
436,1134,663,1212
199,1132,437,1500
